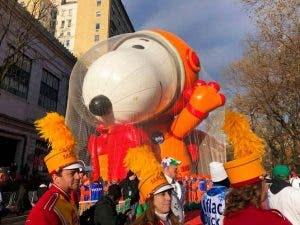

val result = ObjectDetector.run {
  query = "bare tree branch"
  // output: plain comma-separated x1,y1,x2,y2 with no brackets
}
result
225,0,300,167
0,0,57,82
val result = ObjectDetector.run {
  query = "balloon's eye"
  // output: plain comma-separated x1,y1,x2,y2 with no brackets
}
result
132,45,145,49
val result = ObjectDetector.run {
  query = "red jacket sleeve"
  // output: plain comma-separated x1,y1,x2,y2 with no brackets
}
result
25,206,61,225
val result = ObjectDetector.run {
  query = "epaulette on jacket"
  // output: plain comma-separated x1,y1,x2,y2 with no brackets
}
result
43,193,59,211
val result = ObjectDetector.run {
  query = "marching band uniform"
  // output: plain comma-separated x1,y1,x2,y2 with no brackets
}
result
222,111,292,225
25,113,82,225
25,184,79,225
224,205,292,225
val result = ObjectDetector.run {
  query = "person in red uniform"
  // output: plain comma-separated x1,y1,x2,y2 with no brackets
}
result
223,175,292,225
222,111,292,225
25,112,82,225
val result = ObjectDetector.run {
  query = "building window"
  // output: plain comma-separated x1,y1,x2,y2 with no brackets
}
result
96,11,101,17
65,40,70,47
67,32,71,36
68,9,72,16
95,23,100,31
38,69,59,111
60,20,65,28
94,35,100,42
96,0,101,6
51,9,57,19
67,19,71,27
0,54,31,99
50,21,56,30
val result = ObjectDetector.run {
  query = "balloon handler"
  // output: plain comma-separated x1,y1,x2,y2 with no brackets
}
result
65,29,226,182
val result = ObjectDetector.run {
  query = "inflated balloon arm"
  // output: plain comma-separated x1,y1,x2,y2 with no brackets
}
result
170,80,226,139
158,80,225,176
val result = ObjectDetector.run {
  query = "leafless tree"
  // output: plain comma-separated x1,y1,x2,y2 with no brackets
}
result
0,0,57,82
224,0,300,167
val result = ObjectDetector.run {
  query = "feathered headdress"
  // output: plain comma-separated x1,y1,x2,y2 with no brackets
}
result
222,110,266,187
223,110,265,158
35,112,78,173
124,145,169,200
35,112,76,152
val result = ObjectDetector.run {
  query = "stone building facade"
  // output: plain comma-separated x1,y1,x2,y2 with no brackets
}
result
0,0,76,175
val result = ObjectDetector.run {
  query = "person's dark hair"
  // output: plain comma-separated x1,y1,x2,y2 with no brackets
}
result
56,169,63,177
213,177,230,188
224,181,263,216
127,170,134,177
108,184,122,201
132,195,181,225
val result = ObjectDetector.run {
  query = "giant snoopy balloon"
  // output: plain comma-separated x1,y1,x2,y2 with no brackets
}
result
65,29,225,182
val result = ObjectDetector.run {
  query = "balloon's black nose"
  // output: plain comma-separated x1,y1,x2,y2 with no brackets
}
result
89,95,112,116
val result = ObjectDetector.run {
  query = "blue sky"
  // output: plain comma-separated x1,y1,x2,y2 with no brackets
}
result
121,0,256,82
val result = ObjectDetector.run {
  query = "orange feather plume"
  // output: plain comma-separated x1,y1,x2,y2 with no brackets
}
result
34,112,76,152
223,110,265,159
124,145,162,181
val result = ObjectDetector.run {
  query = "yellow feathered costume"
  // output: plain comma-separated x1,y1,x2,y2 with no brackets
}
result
35,112,78,173
223,110,266,187
124,145,169,200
